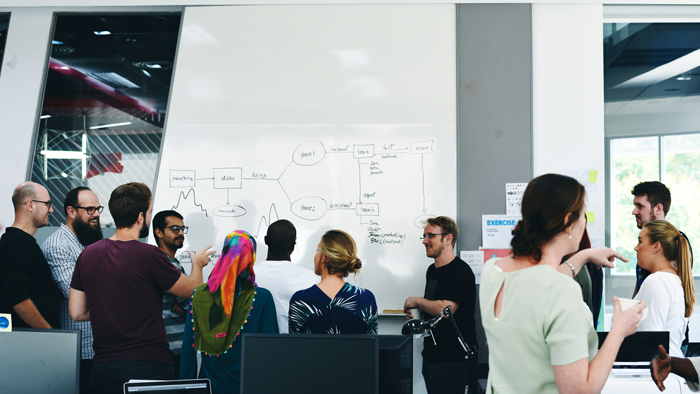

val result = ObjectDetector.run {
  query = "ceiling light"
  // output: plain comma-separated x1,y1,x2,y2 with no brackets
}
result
613,48,700,89
133,61,173,71
52,40,63,45
89,122,132,130
677,76,692,81
40,115,52,119
141,70,152,78
93,31,112,36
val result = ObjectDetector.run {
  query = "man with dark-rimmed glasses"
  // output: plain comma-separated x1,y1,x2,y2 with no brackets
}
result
152,209,193,378
41,186,103,394
404,216,477,394
0,181,60,329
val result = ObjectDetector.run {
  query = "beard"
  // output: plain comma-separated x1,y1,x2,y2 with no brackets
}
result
74,217,103,246
636,211,657,229
426,243,444,259
139,222,150,239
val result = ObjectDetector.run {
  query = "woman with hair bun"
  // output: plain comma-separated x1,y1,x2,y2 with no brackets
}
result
634,219,695,357
480,173,645,394
288,230,378,334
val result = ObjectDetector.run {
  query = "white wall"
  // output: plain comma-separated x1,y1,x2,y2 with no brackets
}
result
532,3,606,241
0,9,53,229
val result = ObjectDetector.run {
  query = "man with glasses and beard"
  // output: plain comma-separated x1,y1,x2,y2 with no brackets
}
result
68,182,214,394
404,216,477,394
0,181,60,329
42,186,103,394
152,210,194,378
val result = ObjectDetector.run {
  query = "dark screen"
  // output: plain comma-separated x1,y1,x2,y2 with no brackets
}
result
240,334,378,394
597,331,669,362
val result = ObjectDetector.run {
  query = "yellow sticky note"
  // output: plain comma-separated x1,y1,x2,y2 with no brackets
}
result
586,212,595,224
588,170,598,184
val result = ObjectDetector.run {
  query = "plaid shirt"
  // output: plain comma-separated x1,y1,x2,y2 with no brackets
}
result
41,224,95,359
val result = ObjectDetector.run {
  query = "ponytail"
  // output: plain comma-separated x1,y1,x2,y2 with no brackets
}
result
677,234,695,317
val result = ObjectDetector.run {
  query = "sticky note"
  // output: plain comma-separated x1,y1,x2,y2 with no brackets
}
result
588,170,598,184
0,313,12,332
586,212,595,224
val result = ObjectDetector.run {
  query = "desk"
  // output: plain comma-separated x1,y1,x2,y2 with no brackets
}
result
602,369,689,393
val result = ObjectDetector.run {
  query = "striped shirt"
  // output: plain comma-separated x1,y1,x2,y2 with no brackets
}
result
162,254,187,355
41,223,95,359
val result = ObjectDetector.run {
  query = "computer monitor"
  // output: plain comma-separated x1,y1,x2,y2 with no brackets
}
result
377,335,413,394
597,331,669,363
240,334,379,394
0,328,80,394
123,379,212,393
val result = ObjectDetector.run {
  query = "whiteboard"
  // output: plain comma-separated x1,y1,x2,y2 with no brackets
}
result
153,5,456,312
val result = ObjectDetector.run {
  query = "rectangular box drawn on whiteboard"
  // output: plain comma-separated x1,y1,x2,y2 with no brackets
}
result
410,140,433,154
170,170,196,188
214,167,243,189
357,203,379,216
353,144,374,158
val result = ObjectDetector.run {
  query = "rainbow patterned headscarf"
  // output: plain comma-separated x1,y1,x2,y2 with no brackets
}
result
206,230,257,317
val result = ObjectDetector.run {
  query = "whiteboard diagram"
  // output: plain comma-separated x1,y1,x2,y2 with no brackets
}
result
153,124,456,312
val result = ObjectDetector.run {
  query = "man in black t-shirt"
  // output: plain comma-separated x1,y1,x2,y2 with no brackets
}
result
404,216,477,394
0,182,60,329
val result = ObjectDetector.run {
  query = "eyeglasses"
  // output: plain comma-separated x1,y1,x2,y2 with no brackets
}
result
74,205,104,215
165,225,188,234
420,233,448,240
28,199,52,209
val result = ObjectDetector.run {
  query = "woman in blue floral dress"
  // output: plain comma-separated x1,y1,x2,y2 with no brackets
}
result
288,230,378,334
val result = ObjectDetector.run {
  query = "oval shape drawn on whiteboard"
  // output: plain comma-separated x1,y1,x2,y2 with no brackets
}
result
290,197,327,221
414,214,434,229
293,141,325,166
212,205,247,217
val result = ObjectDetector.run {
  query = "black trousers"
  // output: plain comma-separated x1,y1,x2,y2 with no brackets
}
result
423,360,469,394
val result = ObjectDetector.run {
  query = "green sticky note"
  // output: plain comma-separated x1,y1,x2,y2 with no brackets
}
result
588,170,598,184
586,212,595,224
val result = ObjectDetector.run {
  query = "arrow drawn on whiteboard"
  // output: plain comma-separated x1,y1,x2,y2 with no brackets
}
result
255,204,280,238
172,188,208,217
421,154,427,213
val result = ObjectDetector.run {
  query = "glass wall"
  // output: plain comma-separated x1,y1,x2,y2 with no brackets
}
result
605,23,700,275
31,13,181,226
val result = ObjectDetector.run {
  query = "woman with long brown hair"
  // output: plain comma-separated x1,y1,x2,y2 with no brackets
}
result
634,219,695,357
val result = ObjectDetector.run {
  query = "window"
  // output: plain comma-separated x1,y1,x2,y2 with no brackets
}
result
30,13,181,226
0,14,9,77
609,134,700,274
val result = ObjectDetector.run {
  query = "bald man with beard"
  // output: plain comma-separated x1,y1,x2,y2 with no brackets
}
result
0,182,60,328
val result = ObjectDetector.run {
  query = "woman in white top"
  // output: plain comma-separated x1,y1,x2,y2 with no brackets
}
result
480,173,645,394
633,219,694,357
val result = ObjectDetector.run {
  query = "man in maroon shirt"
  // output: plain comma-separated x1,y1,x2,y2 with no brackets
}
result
69,182,213,394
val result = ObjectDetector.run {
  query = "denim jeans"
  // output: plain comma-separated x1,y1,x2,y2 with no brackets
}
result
89,360,174,394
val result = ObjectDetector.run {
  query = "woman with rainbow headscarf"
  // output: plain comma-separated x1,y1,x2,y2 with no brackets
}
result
180,230,278,394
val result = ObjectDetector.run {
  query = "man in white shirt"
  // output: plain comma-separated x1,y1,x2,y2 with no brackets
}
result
254,219,318,333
